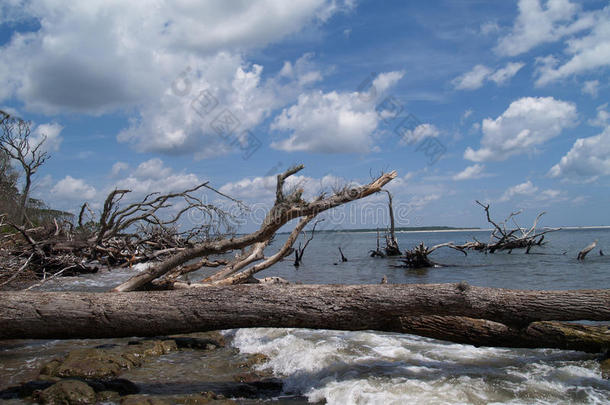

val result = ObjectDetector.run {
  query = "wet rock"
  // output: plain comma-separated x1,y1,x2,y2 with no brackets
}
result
121,395,169,405
0,380,54,400
120,393,236,405
225,378,284,399
85,378,139,396
37,380,96,405
40,340,177,379
170,331,226,350
96,390,120,402
51,348,131,379
40,359,62,376
126,340,177,357
236,353,269,369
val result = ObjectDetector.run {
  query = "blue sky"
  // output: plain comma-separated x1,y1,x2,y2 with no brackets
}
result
1,0,609,231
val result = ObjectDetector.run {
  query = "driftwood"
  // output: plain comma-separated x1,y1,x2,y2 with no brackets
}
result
113,166,396,292
467,201,559,253
382,190,401,256
369,228,385,257
578,240,597,260
0,283,608,353
400,242,466,268
294,219,323,267
1,182,242,281
338,247,348,262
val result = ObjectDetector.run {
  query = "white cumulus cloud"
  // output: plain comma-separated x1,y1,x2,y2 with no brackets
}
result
499,180,561,202
549,126,610,182
464,97,577,162
495,0,589,57
453,62,525,90
453,164,486,181
270,71,404,153
51,176,97,200
399,123,440,145
0,1,352,158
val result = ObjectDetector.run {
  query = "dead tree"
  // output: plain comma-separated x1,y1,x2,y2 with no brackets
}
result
294,219,323,267
338,246,348,262
0,112,49,225
577,240,597,260
1,283,609,353
369,228,385,257
3,181,243,279
112,166,397,291
382,190,401,255
401,242,466,268
464,201,559,253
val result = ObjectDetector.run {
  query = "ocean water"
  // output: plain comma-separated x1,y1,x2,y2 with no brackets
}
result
1,228,609,404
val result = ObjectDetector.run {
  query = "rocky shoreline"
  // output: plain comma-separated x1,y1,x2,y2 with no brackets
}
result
0,331,295,405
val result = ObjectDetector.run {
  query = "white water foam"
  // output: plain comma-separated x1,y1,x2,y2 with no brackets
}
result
232,328,610,404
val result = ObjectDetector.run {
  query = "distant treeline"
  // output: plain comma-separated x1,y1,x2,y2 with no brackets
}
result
276,226,481,235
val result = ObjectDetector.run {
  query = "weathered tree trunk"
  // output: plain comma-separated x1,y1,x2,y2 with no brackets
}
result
383,190,400,256
19,172,31,226
1,283,608,353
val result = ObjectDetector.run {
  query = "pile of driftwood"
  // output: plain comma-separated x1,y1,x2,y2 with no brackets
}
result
392,200,562,268
1,165,397,290
0,182,246,286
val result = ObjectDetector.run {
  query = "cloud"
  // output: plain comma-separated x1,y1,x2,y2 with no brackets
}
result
489,62,526,85
549,126,610,182
452,65,493,90
31,122,63,153
480,21,500,36
453,164,486,181
0,1,350,113
110,162,129,177
495,0,590,57
270,71,404,153
453,62,524,90
399,123,440,145
219,173,347,202
51,176,97,200
0,1,352,158
588,103,609,128
534,6,610,86
464,97,577,162
582,80,600,98
117,53,324,159
112,158,202,196
499,180,561,202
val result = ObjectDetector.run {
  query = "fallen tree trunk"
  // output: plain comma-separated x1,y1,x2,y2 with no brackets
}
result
1,283,608,353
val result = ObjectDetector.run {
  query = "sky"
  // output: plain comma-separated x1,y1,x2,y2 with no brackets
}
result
0,0,609,232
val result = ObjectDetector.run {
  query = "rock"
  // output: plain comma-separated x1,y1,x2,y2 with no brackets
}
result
96,390,120,402
0,380,54,400
40,359,62,376
169,331,226,350
126,340,177,357
38,380,96,405
40,340,177,379
121,395,170,405
120,393,236,405
52,348,131,379
236,353,269,369
85,378,139,396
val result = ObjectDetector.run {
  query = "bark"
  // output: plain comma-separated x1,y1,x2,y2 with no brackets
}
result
578,240,597,260
398,316,610,353
1,283,608,353
382,190,400,256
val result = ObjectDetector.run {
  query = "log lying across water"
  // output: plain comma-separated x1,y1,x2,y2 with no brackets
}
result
0,283,608,352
